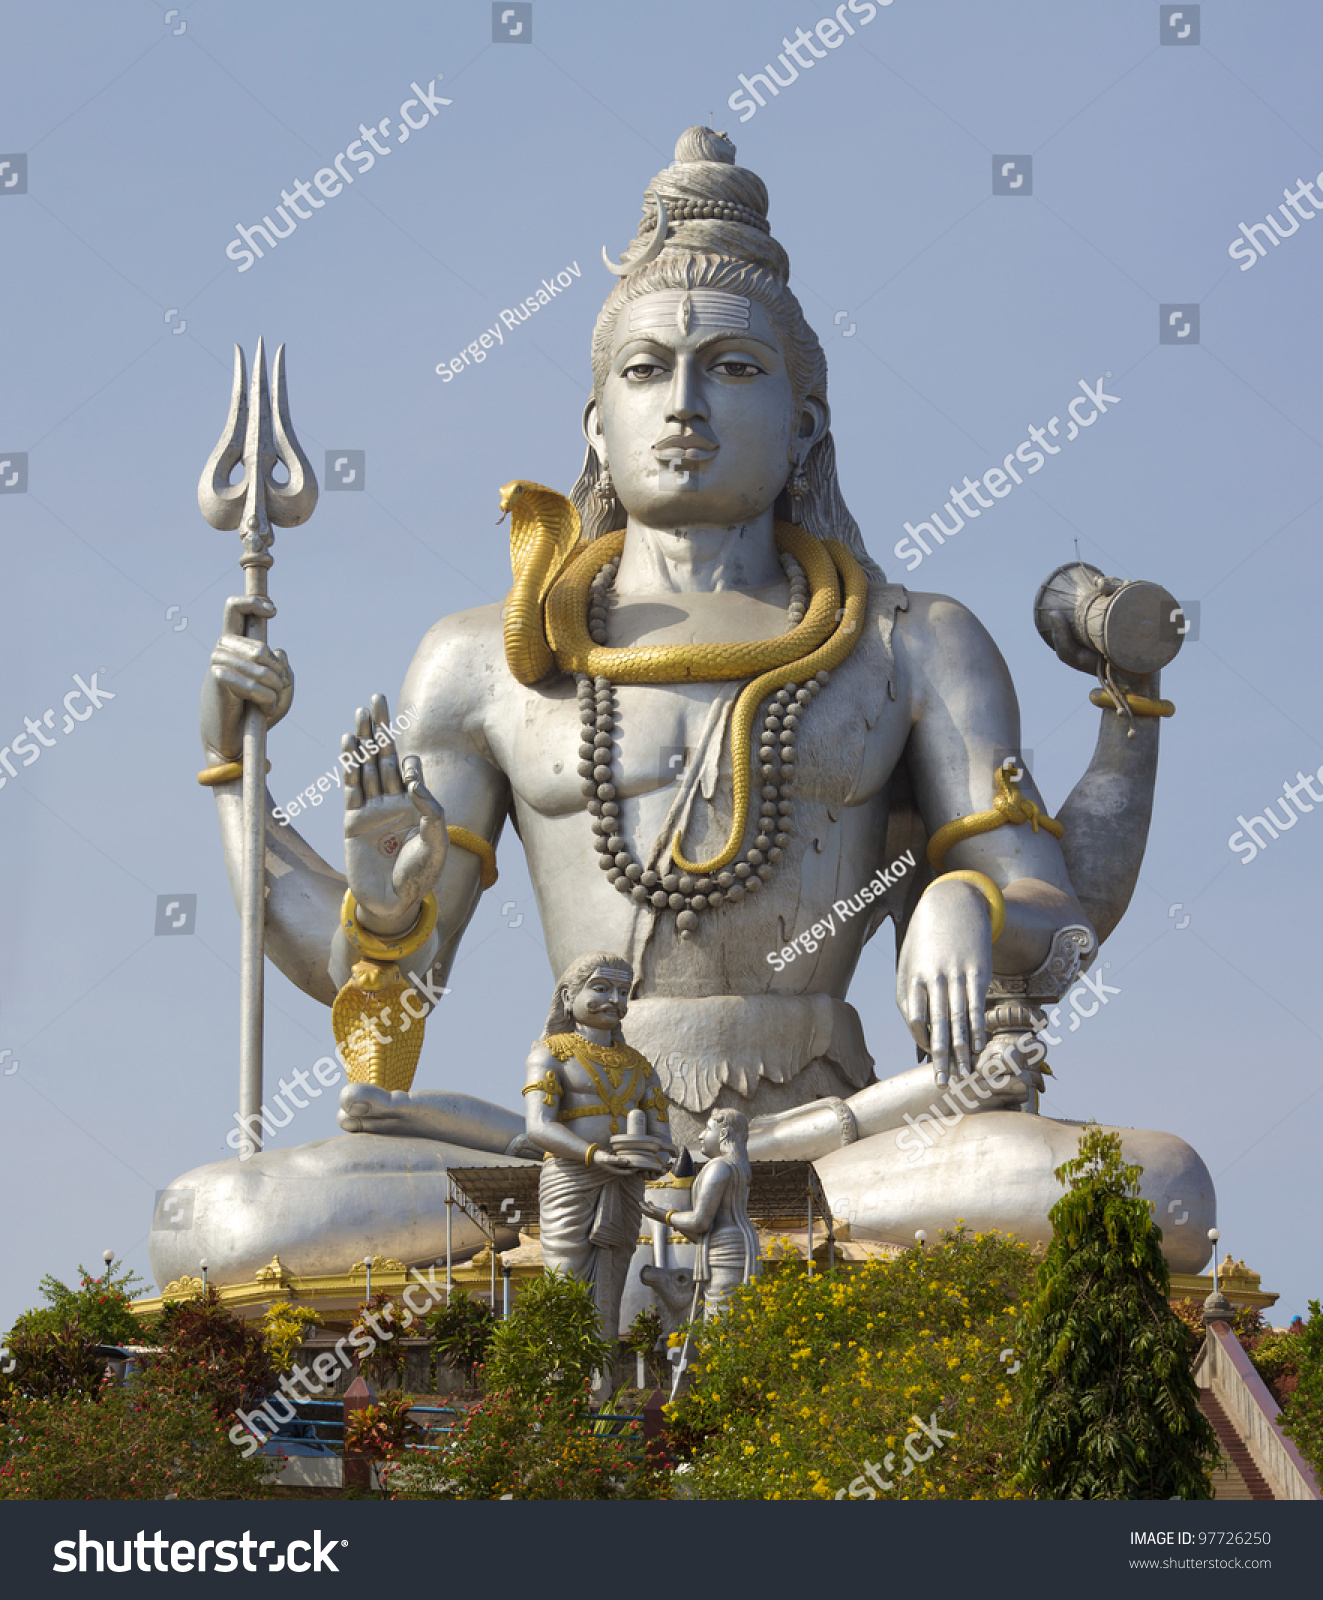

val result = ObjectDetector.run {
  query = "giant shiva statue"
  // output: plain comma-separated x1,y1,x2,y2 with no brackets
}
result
153,127,1211,1296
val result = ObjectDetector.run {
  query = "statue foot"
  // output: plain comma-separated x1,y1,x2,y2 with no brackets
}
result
337,1082,526,1156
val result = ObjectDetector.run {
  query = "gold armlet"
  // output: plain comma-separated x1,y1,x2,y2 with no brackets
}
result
926,762,1064,873
1089,688,1175,718
665,1209,678,1227
198,758,271,787
341,890,439,962
446,825,499,890
584,1143,599,1168
923,870,1007,944
521,1070,562,1108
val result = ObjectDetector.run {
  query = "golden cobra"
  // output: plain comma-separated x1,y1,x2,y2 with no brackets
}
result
500,480,869,876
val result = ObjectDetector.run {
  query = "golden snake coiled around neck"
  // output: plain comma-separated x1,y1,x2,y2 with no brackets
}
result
500,480,584,685
499,480,869,875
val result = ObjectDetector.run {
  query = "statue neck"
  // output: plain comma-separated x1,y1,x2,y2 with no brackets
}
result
575,1022,616,1047
614,510,783,594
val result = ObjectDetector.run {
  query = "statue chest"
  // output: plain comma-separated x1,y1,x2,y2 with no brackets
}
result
493,596,908,823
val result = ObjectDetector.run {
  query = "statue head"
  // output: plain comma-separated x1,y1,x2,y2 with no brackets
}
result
701,1107,751,1168
574,127,882,580
543,950,634,1038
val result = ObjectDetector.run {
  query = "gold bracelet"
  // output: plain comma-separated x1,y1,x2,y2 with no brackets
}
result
584,1143,599,1168
340,890,439,962
922,870,1007,944
1089,688,1175,718
665,1209,678,1226
198,758,271,787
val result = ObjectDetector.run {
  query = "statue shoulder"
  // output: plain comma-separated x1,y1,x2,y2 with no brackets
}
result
893,590,1012,694
396,601,510,738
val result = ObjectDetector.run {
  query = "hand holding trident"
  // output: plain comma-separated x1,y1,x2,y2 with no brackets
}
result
198,339,317,1152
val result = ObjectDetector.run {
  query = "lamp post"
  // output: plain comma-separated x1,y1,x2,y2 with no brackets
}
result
914,1229,927,1251
363,1255,373,1303
1208,1228,1220,1294
200,1259,209,1294
102,1249,114,1285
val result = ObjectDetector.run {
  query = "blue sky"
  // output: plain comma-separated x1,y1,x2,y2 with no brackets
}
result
2,0,1320,1330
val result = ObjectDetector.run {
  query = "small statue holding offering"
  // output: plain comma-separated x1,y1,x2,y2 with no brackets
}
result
523,952,674,1339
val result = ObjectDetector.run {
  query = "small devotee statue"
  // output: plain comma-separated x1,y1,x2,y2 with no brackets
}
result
522,952,673,1340
642,1108,759,1318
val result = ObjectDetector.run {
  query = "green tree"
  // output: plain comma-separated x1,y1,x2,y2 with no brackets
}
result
482,1271,615,1404
424,1289,496,1388
7,1259,146,1348
1015,1125,1218,1500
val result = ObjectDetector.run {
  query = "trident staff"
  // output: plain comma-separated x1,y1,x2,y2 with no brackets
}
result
197,340,317,1151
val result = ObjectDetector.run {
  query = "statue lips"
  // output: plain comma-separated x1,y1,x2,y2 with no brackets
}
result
653,431,718,465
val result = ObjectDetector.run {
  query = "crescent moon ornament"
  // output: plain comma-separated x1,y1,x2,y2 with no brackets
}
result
601,195,669,277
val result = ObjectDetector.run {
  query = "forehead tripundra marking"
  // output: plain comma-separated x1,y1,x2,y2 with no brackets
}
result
579,967,632,987
627,290,751,334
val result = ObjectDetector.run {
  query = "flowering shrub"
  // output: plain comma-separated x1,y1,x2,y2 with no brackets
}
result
0,1367,277,1500
0,1318,108,1405
151,1288,276,1422
667,1228,1036,1500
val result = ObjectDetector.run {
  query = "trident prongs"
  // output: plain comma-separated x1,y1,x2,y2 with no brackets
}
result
197,337,318,562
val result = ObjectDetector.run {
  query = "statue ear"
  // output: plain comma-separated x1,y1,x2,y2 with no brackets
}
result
582,397,604,453
795,396,830,455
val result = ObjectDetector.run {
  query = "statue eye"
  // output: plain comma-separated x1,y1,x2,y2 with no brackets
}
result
711,358,765,378
622,359,666,381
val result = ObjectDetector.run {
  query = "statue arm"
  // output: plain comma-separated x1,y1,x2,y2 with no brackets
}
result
893,593,1094,1079
659,1161,727,1238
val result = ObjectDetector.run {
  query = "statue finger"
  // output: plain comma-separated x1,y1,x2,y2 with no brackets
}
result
371,694,403,796
342,734,364,811
403,761,447,826
354,705,381,800
212,665,278,709
220,594,276,639
903,980,931,1058
928,977,951,1084
948,974,971,1075
966,972,987,1056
